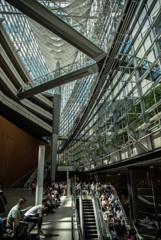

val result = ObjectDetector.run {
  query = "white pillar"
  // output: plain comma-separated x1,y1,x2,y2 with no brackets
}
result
67,171,71,199
35,145,45,205
74,175,76,196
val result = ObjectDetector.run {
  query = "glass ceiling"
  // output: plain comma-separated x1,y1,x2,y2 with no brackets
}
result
0,0,125,119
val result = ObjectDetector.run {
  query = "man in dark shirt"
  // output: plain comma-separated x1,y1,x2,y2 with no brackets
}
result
6,198,26,237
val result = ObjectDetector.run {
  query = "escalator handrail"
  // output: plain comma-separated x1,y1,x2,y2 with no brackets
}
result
72,196,83,240
112,186,130,224
79,195,85,240
94,195,112,240
92,196,104,240
112,186,142,240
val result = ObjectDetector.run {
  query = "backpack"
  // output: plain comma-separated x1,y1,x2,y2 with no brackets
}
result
129,234,135,240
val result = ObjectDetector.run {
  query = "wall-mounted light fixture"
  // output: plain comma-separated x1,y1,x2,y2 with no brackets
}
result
150,165,154,169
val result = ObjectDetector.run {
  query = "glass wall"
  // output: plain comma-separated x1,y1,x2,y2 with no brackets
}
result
59,0,161,169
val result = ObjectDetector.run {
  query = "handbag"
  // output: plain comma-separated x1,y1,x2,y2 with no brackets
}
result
17,221,28,238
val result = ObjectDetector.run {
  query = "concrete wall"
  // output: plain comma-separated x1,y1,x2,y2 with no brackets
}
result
0,116,50,187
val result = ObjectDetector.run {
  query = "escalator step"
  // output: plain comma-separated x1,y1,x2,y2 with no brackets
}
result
83,205,93,206
83,210,94,212
83,205,93,207
84,216,95,218
83,208,93,209
85,229,97,233
84,221,96,224
85,238,98,240
85,225,97,229
85,234,98,238
84,213,95,215
84,222,96,225
83,202,92,204
84,209,94,211
84,215,95,217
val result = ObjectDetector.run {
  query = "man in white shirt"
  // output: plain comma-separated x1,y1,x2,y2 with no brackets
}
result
24,202,48,239
90,182,95,195
116,209,123,220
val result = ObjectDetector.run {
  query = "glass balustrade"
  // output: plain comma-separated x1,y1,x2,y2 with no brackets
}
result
18,59,96,93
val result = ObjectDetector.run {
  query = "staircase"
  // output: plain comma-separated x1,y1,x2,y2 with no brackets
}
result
83,198,98,240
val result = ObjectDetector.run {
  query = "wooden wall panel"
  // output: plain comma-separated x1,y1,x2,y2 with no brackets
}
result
0,117,50,187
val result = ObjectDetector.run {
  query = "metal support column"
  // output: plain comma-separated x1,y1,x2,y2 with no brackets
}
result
35,145,45,205
127,169,138,221
51,93,61,182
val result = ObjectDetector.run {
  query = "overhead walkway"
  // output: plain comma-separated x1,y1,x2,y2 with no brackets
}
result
6,0,106,62
17,61,99,99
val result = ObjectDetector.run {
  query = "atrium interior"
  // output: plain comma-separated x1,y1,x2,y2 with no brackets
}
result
0,0,161,239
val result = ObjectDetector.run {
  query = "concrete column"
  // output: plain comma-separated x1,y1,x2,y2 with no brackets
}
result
51,93,61,182
35,145,45,205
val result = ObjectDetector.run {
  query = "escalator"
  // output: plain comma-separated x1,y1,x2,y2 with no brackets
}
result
82,198,98,239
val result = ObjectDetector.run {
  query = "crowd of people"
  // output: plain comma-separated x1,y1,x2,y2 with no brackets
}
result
73,181,137,240
0,180,141,240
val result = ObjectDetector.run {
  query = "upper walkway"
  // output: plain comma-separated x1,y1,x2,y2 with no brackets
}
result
17,60,99,99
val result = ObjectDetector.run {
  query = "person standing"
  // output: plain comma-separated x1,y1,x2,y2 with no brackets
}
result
91,182,95,195
31,182,36,194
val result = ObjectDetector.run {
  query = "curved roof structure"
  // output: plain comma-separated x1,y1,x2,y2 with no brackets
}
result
1,0,161,172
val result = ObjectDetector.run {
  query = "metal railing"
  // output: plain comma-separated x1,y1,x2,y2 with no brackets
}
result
18,58,96,93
